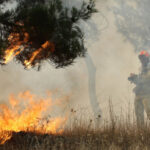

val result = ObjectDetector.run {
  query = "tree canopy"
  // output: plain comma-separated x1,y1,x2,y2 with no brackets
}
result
0,0,97,69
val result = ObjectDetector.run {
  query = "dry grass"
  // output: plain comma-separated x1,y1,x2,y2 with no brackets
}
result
1,103,150,150
1,123,150,150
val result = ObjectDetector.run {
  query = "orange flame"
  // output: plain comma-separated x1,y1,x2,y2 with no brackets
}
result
24,41,54,69
4,32,29,64
0,91,67,144
3,23,54,67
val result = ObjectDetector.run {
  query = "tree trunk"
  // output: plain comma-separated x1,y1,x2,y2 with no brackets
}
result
85,53,102,127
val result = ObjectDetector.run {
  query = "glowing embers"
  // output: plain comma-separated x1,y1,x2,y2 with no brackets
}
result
0,91,66,144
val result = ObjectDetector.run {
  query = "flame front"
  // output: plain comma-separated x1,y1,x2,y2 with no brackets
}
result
0,91,66,144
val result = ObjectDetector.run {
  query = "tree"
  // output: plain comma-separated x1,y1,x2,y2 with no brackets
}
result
113,0,150,52
85,53,102,126
0,0,102,125
0,0,97,69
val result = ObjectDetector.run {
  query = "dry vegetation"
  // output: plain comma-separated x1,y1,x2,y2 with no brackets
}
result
1,104,150,150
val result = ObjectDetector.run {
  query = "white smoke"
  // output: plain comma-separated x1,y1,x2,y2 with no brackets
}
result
0,0,142,121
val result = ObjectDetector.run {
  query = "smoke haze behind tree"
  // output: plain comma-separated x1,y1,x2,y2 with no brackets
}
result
0,0,143,120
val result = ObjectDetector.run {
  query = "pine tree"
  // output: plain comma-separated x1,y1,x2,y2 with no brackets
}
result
0,0,97,69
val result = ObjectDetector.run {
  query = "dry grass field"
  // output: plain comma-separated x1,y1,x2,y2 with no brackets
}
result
1,121,150,150
1,104,150,150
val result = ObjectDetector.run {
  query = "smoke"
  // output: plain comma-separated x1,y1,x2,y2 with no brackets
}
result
0,0,143,121
113,0,150,52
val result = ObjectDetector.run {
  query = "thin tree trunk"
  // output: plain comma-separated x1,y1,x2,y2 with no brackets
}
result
85,53,102,127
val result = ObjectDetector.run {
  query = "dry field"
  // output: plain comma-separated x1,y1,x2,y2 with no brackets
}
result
1,123,150,150
1,110,150,150
0,99,149,150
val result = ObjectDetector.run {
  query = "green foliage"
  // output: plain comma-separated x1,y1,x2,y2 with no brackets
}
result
0,0,97,68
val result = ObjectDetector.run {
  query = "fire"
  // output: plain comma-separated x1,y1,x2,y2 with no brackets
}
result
0,91,67,144
3,22,55,68
24,41,54,69
24,49,42,69
4,32,29,64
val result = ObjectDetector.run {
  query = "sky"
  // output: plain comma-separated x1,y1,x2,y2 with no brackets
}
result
0,0,142,121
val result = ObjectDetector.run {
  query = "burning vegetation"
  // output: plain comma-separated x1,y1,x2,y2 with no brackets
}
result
0,0,99,147
3,29,55,69
1,103,150,150
0,0,97,68
0,91,67,144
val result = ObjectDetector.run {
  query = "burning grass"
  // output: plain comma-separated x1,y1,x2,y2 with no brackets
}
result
0,91,67,144
1,118,150,150
1,101,150,150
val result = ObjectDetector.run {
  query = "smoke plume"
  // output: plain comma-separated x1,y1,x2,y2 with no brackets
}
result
0,0,144,121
